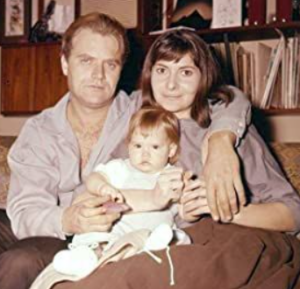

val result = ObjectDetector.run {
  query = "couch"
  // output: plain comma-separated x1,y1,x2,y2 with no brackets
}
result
0,136,300,243
3,136,299,209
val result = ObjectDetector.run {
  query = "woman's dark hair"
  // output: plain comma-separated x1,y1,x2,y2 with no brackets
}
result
141,29,233,128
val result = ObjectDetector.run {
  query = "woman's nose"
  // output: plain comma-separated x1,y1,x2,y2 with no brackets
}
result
166,72,177,90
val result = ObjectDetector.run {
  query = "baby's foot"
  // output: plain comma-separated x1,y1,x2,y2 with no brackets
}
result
53,246,98,278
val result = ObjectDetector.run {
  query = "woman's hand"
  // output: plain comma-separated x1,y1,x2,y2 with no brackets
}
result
179,177,210,222
201,131,246,222
153,167,184,209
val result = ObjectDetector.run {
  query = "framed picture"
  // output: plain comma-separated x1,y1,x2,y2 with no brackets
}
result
37,0,80,34
211,0,242,29
0,0,31,44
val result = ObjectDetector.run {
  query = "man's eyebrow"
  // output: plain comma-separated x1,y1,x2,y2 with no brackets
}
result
76,53,92,58
106,58,122,65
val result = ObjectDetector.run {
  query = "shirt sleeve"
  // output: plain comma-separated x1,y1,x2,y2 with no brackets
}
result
7,120,67,240
208,86,251,146
238,125,300,235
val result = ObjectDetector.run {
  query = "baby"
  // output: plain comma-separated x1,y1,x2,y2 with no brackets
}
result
53,106,191,279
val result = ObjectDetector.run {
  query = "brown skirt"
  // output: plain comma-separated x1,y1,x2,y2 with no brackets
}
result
53,217,300,289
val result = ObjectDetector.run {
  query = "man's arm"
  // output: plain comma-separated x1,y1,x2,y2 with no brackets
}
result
7,122,119,239
203,86,251,222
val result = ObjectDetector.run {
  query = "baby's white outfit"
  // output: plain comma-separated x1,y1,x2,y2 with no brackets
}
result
53,159,190,279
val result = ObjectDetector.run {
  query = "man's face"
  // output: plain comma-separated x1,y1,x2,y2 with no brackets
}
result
61,29,123,110
128,127,177,174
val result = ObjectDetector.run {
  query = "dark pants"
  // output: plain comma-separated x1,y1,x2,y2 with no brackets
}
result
0,210,68,289
54,218,300,289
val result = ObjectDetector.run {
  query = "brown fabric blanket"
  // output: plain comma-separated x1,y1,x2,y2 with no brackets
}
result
53,217,300,289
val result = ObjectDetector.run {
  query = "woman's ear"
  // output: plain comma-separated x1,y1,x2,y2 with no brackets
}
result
61,55,68,76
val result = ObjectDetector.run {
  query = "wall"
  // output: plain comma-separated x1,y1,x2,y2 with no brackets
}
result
0,0,300,141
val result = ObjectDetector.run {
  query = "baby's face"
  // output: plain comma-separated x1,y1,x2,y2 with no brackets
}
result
128,127,177,174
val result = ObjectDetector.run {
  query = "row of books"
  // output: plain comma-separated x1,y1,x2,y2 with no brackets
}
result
247,0,300,26
213,33,300,109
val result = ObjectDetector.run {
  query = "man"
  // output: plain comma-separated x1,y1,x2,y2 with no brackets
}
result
0,13,250,289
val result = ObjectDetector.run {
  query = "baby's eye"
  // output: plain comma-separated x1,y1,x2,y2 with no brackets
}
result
152,145,159,150
134,144,142,149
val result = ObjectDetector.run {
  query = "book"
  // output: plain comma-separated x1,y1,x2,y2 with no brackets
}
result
260,35,285,108
276,0,293,22
248,0,267,25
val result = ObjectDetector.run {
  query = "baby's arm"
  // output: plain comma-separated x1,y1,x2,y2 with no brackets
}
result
86,172,123,203
120,167,184,212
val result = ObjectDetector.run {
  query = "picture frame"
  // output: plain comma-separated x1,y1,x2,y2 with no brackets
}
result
37,0,80,34
211,0,242,29
0,0,31,44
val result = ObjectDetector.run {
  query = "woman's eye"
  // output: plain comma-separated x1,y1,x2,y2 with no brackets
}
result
181,70,193,76
156,67,166,74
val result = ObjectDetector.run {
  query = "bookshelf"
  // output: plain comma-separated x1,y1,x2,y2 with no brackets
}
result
143,22,300,44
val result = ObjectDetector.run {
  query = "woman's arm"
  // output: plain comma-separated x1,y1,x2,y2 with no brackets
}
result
203,86,251,222
231,202,296,232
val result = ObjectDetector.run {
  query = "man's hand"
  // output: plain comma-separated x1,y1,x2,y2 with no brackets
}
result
62,192,121,235
202,131,246,222
179,177,210,222
153,167,184,209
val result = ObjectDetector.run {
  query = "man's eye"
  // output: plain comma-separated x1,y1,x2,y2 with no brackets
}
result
107,62,117,70
80,58,91,64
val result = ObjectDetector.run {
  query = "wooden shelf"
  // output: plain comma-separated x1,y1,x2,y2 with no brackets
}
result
144,22,300,44
262,108,300,116
197,21,300,43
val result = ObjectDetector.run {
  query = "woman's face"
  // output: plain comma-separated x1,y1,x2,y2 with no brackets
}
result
150,54,201,119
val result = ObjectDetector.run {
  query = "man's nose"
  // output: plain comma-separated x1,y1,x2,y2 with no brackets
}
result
92,63,105,80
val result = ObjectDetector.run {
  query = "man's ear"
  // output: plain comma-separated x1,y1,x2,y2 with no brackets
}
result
61,55,68,76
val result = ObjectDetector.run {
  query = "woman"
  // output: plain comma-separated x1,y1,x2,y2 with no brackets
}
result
140,30,300,233
53,30,300,289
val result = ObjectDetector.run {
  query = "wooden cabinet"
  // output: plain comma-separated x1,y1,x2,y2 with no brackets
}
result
1,43,67,115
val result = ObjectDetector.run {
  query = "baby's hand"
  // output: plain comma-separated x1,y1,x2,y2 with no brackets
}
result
98,184,124,203
154,167,184,208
